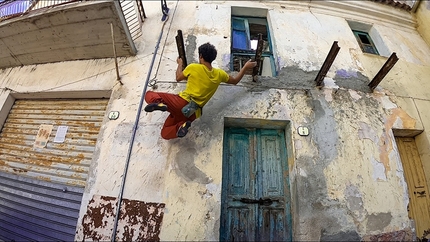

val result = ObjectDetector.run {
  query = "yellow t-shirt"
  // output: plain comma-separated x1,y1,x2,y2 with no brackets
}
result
179,63,229,118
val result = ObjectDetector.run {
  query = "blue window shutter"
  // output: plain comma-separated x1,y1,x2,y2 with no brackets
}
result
232,17,250,50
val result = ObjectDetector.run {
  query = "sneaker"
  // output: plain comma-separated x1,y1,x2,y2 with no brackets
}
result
176,121,191,138
144,103,168,112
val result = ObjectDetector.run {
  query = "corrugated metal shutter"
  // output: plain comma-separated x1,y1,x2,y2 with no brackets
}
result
0,98,108,241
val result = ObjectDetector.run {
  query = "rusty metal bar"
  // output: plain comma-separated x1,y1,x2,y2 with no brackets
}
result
110,22,121,83
175,30,187,70
252,33,264,82
368,52,398,91
314,41,340,87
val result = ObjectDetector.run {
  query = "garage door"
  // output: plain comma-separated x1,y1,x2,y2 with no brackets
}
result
0,98,108,241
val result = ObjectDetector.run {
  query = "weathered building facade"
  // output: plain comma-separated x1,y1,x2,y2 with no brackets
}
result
0,0,430,241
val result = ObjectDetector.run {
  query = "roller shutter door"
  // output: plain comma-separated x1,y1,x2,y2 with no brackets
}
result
0,98,108,241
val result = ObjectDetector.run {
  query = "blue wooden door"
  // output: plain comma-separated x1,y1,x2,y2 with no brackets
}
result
220,127,292,241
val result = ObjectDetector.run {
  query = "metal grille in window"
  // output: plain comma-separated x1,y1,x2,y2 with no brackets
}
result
232,54,263,75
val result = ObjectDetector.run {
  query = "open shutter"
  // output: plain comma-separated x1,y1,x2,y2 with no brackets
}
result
232,17,250,50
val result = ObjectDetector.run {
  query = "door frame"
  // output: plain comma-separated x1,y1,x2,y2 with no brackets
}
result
221,117,296,240
393,129,430,239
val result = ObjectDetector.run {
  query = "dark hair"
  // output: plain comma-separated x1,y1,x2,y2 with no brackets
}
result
198,42,217,63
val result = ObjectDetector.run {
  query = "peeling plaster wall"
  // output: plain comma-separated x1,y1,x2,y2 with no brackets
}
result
146,1,429,240
0,0,429,241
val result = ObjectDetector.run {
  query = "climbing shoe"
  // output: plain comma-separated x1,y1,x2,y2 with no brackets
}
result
176,121,191,138
144,103,168,112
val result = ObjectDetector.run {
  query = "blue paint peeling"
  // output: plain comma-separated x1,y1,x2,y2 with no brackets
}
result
336,69,358,78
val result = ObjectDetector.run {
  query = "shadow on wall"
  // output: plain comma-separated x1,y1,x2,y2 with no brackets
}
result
170,140,212,184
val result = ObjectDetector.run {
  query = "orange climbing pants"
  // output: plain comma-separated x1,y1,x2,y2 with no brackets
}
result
145,91,196,140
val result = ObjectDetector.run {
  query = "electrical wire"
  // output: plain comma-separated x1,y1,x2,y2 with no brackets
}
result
148,0,180,87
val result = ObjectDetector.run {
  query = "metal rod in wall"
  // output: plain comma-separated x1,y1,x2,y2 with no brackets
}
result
110,22,122,83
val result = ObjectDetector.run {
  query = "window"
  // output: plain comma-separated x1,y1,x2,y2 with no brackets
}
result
352,30,379,55
347,20,389,57
231,16,275,76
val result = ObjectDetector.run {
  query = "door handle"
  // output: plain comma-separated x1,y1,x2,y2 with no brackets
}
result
235,197,278,205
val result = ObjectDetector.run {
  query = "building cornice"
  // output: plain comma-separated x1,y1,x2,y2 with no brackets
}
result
240,1,417,31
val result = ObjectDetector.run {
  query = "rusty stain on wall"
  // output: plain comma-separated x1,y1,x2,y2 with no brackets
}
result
362,229,415,241
379,108,416,175
77,195,165,241
12,168,26,173
390,108,417,129
36,175,51,182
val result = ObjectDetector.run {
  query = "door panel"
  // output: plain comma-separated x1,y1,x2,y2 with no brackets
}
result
226,206,257,241
259,207,286,241
396,137,430,238
227,132,255,197
221,127,292,241
260,130,285,197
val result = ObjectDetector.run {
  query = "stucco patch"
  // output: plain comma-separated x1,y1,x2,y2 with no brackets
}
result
366,212,392,231
378,130,392,173
344,184,367,226
348,90,362,101
320,230,361,241
312,97,338,160
323,78,339,89
349,48,365,71
333,70,370,93
371,157,387,181
358,122,379,143
299,167,307,177
185,34,197,64
380,96,397,109
294,139,303,150
323,88,333,102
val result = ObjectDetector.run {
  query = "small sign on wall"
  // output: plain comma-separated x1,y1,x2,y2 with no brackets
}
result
34,124,53,148
108,111,120,120
54,126,68,143
297,126,309,136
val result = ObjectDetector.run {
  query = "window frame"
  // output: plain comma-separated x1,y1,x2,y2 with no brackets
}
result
352,30,379,55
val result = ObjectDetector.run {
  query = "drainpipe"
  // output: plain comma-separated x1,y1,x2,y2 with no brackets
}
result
110,4,170,242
